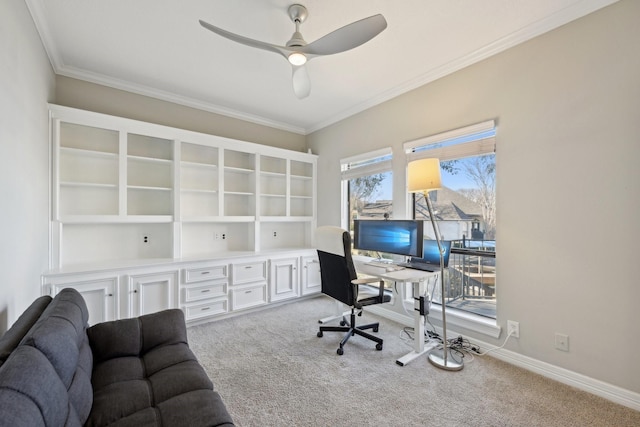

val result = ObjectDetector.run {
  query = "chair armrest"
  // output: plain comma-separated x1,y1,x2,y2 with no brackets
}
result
352,277,383,285
352,277,386,300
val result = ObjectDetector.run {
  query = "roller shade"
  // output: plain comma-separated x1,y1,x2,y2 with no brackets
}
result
341,147,393,180
404,120,496,162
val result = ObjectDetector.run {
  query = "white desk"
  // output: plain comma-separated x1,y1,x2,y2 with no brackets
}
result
358,263,440,366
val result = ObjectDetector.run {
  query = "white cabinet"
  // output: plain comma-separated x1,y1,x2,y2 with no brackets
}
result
126,270,179,318
301,255,321,296
230,260,268,311
269,257,299,302
49,104,316,269
42,250,318,325
45,273,119,325
181,262,229,323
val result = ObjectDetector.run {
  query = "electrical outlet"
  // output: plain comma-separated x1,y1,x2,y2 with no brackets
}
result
555,333,569,352
507,320,520,338
142,234,150,244
273,231,277,237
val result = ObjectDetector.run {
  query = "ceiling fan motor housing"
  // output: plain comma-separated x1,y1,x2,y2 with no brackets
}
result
288,4,308,24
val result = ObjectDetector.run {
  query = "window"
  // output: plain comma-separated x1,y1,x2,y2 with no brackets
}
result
405,121,497,318
341,148,393,255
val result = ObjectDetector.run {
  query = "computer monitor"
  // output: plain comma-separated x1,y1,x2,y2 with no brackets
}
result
414,239,452,268
353,219,424,258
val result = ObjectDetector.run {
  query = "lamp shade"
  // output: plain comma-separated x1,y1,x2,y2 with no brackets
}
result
408,158,442,193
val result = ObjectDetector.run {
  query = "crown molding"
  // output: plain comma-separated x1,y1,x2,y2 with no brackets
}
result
26,0,618,136
306,0,619,134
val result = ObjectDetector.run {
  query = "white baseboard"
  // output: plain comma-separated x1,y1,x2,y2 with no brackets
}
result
487,346,640,412
366,305,640,412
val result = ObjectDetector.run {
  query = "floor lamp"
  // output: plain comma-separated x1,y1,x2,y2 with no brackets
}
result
408,158,463,371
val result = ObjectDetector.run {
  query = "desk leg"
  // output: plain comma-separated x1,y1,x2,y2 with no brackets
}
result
396,280,438,366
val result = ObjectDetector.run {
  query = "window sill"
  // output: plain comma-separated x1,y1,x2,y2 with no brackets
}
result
367,301,501,339
428,304,501,339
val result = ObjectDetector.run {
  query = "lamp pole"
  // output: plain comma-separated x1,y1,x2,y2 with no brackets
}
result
424,191,463,371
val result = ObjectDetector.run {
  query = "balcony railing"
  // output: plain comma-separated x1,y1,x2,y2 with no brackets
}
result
438,239,496,318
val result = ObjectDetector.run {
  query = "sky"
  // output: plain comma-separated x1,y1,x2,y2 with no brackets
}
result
372,158,479,201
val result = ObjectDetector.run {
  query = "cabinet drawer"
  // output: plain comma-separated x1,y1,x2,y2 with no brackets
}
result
184,265,228,283
184,298,228,321
231,283,267,311
183,282,228,303
232,261,267,285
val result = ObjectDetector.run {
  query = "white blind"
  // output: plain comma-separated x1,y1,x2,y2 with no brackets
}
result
404,120,496,162
341,147,392,180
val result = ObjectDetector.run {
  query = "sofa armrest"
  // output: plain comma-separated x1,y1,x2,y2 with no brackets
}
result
0,295,52,366
88,309,188,362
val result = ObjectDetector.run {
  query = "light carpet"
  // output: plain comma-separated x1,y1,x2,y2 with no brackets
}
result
187,296,639,427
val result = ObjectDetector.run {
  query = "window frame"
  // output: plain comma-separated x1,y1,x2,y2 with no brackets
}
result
340,148,393,230
404,120,497,320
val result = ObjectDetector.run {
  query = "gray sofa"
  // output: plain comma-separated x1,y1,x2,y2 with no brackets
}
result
0,288,234,427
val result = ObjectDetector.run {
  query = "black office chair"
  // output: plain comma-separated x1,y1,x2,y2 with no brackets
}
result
315,226,391,355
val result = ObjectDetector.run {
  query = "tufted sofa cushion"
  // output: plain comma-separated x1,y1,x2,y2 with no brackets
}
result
86,309,234,427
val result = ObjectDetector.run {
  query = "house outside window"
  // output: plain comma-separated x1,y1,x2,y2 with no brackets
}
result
405,121,497,318
340,148,393,255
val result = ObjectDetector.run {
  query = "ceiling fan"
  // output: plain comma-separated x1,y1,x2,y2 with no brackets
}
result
199,4,387,99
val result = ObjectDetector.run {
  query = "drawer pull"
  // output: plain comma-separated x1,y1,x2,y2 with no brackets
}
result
245,290,252,294
106,293,113,297
200,271,210,275
200,289,211,293
244,266,253,269
201,307,210,311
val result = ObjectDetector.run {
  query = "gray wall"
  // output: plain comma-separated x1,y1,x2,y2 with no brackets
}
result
0,0,55,332
308,0,639,393
55,76,307,152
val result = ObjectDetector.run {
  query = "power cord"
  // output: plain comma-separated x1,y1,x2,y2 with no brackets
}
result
400,328,517,363
470,329,515,356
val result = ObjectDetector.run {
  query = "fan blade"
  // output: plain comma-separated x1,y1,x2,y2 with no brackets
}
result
199,19,291,59
292,65,311,99
301,14,387,56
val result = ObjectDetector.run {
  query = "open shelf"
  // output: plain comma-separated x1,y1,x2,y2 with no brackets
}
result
50,105,317,268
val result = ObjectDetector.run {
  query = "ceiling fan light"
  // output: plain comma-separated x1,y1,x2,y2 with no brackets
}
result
288,52,307,66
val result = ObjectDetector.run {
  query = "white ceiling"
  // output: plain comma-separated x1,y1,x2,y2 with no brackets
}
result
26,0,616,134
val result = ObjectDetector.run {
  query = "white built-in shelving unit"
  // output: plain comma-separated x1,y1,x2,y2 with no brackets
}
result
48,104,317,269
44,105,319,325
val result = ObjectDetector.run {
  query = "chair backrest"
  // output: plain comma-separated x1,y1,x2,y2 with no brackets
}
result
315,226,358,306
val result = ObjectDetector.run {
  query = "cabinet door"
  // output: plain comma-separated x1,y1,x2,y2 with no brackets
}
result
269,257,299,302
301,255,321,295
49,276,119,325
127,271,178,317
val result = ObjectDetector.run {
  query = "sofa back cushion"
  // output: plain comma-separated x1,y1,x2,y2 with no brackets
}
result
0,295,51,367
20,289,93,425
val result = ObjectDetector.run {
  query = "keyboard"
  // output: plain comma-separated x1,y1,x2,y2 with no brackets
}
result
364,261,405,271
365,260,394,268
